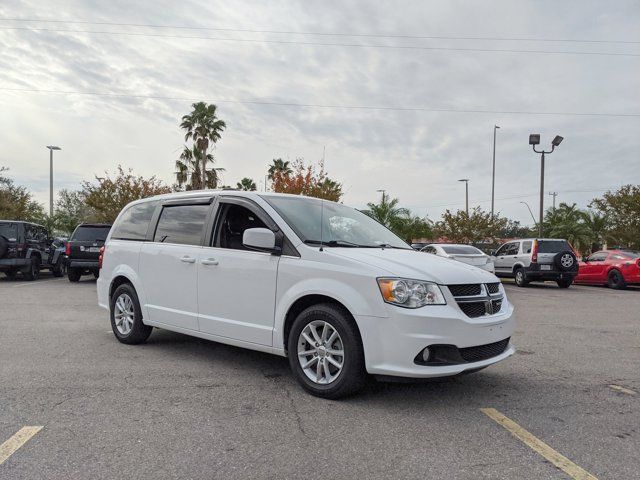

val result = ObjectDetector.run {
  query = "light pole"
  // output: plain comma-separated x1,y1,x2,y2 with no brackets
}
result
376,189,387,203
46,145,61,217
529,134,563,237
491,125,500,217
519,201,537,226
458,179,469,215
549,191,558,210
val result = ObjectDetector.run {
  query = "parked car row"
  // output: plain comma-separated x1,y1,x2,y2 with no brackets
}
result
417,239,639,290
0,220,111,281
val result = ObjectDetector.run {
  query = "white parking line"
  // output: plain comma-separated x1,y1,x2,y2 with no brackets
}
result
608,384,636,395
11,278,66,288
0,426,43,465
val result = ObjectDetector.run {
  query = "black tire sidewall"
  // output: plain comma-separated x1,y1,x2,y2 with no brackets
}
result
608,270,625,289
555,251,577,272
514,268,527,287
110,283,152,344
287,303,366,399
23,258,39,281
68,268,81,282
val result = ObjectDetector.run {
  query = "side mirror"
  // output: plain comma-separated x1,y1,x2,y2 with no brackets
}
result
489,250,496,256
243,228,276,252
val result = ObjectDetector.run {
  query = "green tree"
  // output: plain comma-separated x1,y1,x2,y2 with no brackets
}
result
590,185,640,249
179,102,226,189
175,146,225,190
582,211,608,251
544,203,591,251
362,192,409,228
0,167,45,222
82,166,172,223
236,177,257,191
267,158,292,180
54,189,95,236
435,207,508,243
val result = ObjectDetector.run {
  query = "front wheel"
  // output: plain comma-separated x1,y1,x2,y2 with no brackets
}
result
287,303,366,399
52,259,65,277
4,268,17,279
514,268,528,287
557,277,573,288
110,283,153,344
22,258,40,281
68,268,81,282
607,270,626,290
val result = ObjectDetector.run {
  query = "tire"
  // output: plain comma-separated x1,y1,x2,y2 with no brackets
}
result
556,277,573,288
22,258,40,281
110,283,153,345
554,251,577,272
93,270,100,279
607,270,626,290
4,268,17,279
68,268,81,282
287,303,366,399
0,235,8,258
52,259,65,277
514,268,528,287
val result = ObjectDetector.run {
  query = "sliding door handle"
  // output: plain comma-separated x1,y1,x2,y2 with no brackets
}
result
201,258,219,266
180,255,196,263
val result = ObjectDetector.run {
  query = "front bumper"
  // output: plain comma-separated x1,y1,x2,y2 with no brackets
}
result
356,300,516,378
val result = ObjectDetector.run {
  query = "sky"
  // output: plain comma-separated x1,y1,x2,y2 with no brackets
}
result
0,0,639,225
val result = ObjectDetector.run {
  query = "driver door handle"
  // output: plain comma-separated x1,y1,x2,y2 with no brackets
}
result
180,255,196,263
201,258,219,266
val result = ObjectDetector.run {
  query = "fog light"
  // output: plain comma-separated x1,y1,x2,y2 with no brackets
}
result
422,347,431,362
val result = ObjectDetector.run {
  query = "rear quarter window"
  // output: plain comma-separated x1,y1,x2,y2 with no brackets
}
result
0,223,18,241
111,201,158,241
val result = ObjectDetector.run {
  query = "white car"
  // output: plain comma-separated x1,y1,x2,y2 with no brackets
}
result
421,244,495,273
97,191,515,398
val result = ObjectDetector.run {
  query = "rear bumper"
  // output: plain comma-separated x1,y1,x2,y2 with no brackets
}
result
0,258,29,269
68,259,99,269
524,265,577,281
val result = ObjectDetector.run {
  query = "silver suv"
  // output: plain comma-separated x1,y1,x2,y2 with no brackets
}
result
491,238,578,288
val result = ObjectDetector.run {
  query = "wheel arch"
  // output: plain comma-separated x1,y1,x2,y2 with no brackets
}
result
512,263,525,274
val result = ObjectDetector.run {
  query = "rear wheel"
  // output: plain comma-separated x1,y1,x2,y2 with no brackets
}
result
288,303,366,399
110,283,153,344
68,268,81,282
22,258,40,281
4,268,17,279
514,268,528,287
607,270,626,290
556,277,573,288
52,258,65,277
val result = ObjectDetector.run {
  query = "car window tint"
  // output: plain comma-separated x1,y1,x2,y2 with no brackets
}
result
620,251,640,259
0,223,18,241
538,240,571,253
588,252,607,261
213,203,268,250
154,204,210,245
495,244,509,256
522,241,532,253
112,201,158,241
72,226,111,242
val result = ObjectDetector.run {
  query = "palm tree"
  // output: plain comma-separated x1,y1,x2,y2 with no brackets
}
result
175,146,225,190
545,203,591,251
236,177,257,191
267,158,292,180
180,102,226,189
583,211,608,251
362,192,409,227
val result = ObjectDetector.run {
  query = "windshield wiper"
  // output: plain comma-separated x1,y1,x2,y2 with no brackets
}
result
304,239,377,248
375,243,412,250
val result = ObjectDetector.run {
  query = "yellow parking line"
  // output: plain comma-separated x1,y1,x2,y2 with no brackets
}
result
608,384,636,395
481,408,597,480
0,426,43,465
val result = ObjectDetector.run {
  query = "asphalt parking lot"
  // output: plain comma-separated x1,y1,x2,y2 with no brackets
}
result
0,275,638,479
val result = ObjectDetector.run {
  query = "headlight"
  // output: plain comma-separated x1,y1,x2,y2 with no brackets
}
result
377,278,446,308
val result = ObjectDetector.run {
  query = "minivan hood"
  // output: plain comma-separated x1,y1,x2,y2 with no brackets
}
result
329,248,498,285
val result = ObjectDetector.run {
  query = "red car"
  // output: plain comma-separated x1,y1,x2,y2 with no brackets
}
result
575,250,640,289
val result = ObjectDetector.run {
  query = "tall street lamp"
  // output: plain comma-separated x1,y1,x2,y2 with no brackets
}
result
458,179,469,215
491,125,500,217
529,134,563,237
519,201,537,226
46,145,62,217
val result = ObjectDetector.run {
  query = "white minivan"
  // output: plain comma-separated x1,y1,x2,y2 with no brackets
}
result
97,191,516,398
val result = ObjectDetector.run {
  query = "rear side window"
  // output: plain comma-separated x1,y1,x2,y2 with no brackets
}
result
153,204,210,245
71,226,111,242
111,201,158,241
522,241,532,253
0,223,18,241
538,240,571,253
441,245,483,255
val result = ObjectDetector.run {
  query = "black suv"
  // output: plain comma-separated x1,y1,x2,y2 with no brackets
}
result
66,223,112,282
0,220,66,280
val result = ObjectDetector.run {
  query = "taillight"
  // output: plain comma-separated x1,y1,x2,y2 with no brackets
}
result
65,242,71,256
98,246,105,269
531,240,538,263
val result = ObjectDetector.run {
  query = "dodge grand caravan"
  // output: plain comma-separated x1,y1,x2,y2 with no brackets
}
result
97,191,516,398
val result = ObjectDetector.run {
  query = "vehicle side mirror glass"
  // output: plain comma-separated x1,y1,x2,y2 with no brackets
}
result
489,250,496,256
243,228,276,251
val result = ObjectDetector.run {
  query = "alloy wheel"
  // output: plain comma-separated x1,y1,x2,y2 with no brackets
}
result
114,293,135,335
297,320,345,385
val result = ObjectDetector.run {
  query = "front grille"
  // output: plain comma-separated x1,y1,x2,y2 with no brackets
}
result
459,302,487,318
459,338,510,363
492,299,503,312
448,284,481,297
486,282,501,294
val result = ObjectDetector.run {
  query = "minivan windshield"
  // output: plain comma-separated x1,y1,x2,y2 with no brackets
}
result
263,196,411,249
0,222,18,241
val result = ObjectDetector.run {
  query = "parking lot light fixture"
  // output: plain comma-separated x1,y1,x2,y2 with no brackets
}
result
530,134,563,238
